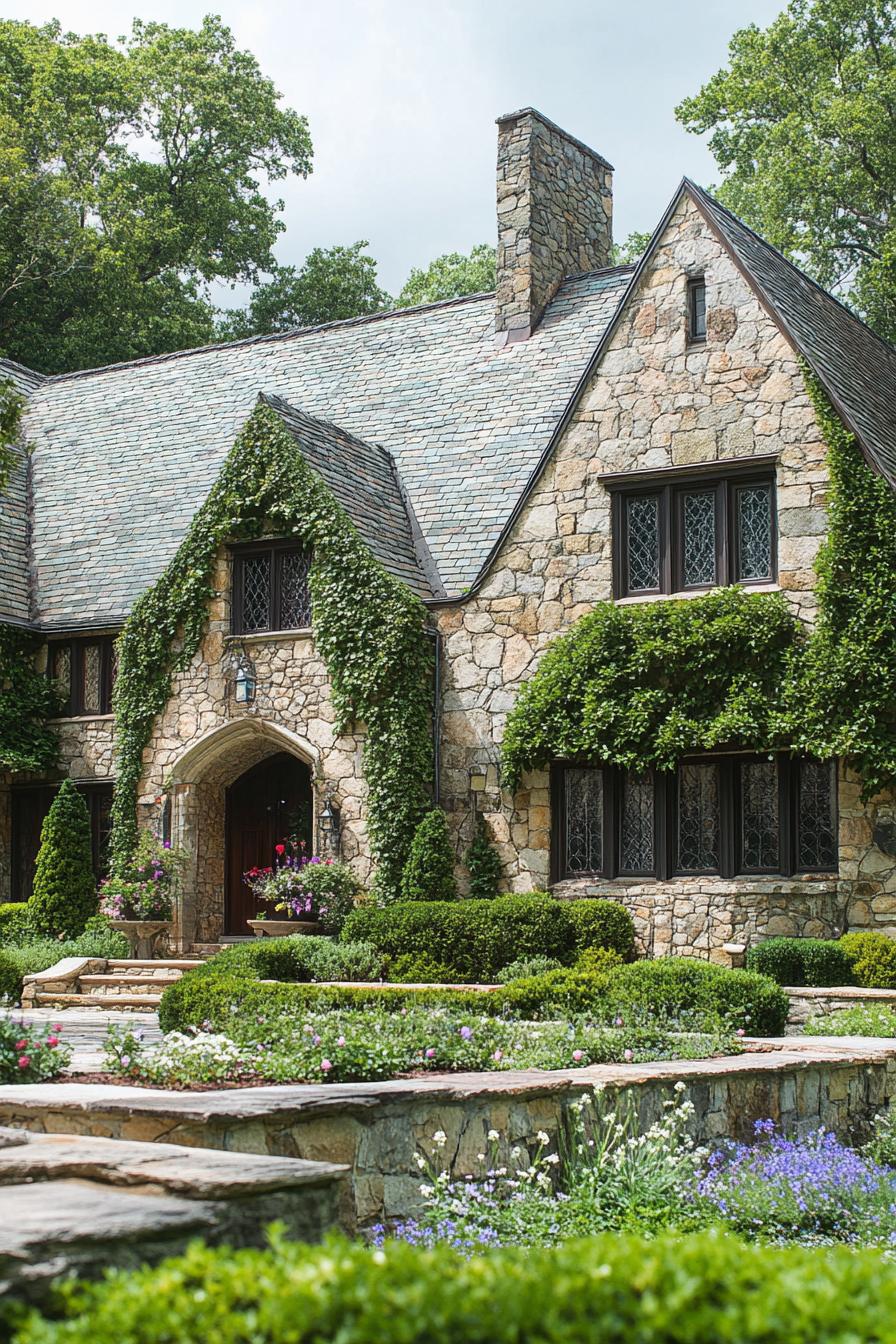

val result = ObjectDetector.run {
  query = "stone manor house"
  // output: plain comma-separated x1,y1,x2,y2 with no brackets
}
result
3,107,896,957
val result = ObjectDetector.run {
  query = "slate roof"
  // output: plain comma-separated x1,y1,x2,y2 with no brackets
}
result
0,358,46,625
261,394,431,598
687,181,896,492
13,268,630,629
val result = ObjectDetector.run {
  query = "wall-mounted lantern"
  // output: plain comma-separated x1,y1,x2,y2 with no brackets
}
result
318,787,341,856
469,764,488,794
233,649,257,704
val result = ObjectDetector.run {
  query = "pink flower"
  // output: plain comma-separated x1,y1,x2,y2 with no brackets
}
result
425,1047,436,1059
736,1028,746,1037
337,1036,346,1048
47,1036,59,1047
275,844,286,856
14,1040,26,1051
320,1058,332,1072
572,1049,584,1062
614,1016,624,1027
17,1056,29,1069
53,1025,62,1033
623,1049,633,1062
492,1049,503,1062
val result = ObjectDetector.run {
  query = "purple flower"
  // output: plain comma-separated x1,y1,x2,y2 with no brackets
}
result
459,1026,473,1040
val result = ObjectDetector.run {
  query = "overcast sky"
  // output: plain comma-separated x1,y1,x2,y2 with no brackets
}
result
7,0,785,300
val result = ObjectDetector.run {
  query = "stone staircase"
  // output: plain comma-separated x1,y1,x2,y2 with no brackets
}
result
21,958,202,1010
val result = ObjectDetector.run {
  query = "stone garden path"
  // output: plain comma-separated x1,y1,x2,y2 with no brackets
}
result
3,1007,161,1073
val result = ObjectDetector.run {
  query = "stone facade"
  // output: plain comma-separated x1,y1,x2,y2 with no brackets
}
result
6,144,896,958
495,108,613,343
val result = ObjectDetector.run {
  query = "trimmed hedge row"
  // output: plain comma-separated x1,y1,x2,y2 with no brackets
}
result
159,952,788,1036
12,1231,896,1343
340,895,636,981
747,932,896,989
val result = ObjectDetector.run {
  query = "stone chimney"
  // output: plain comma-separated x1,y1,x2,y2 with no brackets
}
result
495,108,613,345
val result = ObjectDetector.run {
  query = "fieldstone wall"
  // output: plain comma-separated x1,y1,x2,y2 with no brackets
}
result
495,108,613,342
3,1039,894,1229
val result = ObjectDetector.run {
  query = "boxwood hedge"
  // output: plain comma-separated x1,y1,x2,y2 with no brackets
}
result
12,1230,896,1343
340,894,635,982
746,937,855,987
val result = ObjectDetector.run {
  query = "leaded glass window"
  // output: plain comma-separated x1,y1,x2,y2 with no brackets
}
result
737,485,773,581
688,277,706,342
677,761,720,871
280,550,313,628
81,644,102,714
798,760,837,869
47,637,115,715
626,495,660,592
241,554,272,633
564,768,603,874
682,492,717,586
51,644,71,704
233,545,313,634
620,770,655,872
741,760,779,870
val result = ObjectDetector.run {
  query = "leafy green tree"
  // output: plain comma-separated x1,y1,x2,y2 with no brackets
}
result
0,16,312,372
612,231,652,266
28,779,97,937
401,808,457,901
217,242,390,340
676,0,896,340
465,813,502,900
397,243,496,307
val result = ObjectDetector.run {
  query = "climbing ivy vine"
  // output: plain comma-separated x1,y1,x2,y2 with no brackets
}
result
501,586,802,790
109,400,433,899
793,373,896,801
0,378,24,496
0,625,60,772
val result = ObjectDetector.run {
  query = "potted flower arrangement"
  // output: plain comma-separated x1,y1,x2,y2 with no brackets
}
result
98,831,183,957
244,839,361,937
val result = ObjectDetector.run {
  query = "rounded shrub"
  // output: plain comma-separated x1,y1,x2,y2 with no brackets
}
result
28,779,97,938
0,902,30,946
564,899,635,961
401,808,458,901
388,953,459,984
840,931,896,989
747,937,855,988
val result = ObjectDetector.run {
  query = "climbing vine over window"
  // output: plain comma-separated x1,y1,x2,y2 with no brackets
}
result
0,625,59,771
794,372,896,801
501,586,803,791
0,378,25,495
109,400,433,899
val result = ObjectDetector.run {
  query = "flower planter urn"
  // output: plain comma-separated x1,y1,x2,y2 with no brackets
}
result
109,919,172,959
247,919,321,938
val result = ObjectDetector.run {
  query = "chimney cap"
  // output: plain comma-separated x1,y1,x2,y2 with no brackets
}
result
495,107,614,172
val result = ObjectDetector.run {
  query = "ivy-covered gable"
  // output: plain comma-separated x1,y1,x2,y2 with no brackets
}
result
109,400,433,899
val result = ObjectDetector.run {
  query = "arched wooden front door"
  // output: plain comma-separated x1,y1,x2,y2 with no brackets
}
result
224,752,313,935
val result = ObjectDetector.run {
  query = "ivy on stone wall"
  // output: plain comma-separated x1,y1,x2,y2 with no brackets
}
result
0,625,59,771
794,373,896,801
0,378,25,495
501,586,802,790
109,400,433,899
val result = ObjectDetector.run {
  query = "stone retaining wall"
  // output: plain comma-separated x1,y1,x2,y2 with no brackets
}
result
1,1038,893,1230
787,986,896,1030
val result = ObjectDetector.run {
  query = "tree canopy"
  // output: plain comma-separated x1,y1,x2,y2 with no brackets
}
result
396,243,496,307
0,16,312,372
676,0,896,341
216,242,390,340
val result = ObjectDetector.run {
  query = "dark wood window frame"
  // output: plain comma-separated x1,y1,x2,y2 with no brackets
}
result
230,540,313,636
47,635,117,717
687,275,707,344
550,755,837,883
604,458,779,599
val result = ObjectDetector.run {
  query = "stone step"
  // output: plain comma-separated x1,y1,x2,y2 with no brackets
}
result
81,975,181,988
105,960,199,972
32,992,165,1010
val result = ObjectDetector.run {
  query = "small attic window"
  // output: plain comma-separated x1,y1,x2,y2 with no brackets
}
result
232,541,312,634
687,277,707,343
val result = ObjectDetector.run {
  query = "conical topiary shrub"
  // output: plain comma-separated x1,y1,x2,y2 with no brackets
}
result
465,813,502,900
401,808,458,901
28,779,98,937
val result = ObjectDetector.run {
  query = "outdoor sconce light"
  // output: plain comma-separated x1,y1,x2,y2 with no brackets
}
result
318,787,341,854
469,765,488,794
234,650,257,704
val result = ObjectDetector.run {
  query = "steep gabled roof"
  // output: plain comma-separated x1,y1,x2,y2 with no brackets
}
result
17,269,630,629
688,181,896,491
262,394,432,598
0,358,46,625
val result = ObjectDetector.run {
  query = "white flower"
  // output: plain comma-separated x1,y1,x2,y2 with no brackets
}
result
414,1154,427,1170
477,1153,486,1162
487,1129,499,1142
536,1130,550,1145
432,1130,447,1147
544,1153,560,1165
419,1184,434,1198
674,1080,686,1093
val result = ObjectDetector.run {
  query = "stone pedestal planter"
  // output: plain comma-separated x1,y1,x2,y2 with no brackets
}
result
109,920,172,959
247,919,321,938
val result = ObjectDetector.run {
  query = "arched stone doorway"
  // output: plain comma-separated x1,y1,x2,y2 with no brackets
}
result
224,752,313,934
167,719,321,948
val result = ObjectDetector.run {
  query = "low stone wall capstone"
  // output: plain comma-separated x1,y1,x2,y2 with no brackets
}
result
787,986,896,1031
